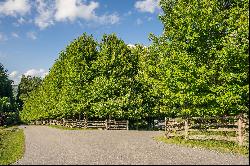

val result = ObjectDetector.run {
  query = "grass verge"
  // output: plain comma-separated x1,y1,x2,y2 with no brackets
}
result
0,126,25,165
154,135,249,156
48,125,97,130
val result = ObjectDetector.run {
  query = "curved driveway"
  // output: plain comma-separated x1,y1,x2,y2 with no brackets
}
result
14,125,248,165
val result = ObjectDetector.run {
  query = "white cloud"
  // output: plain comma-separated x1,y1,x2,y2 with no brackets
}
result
8,70,19,84
127,44,135,48
135,0,160,13
136,18,143,25
77,21,84,28
55,0,99,22
9,71,19,78
11,32,19,38
0,0,31,16
26,31,37,40
1,0,119,29
8,69,48,85
13,17,32,27
97,13,119,25
54,0,119,25
147,16,153,21
0,32,7,41
124,11,132,16
24,68,48,78
18,17,26,24
35,0,55,30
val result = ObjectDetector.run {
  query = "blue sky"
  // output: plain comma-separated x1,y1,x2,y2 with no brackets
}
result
0,0,163,84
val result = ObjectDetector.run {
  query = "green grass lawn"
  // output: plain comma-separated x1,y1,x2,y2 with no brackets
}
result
48,125,98,130
154,135,249,156
0,126,25,165
188,130,237,137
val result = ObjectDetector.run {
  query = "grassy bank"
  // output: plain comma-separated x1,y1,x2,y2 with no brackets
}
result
154,136,249,156
0,126,25,165
48,125,97,130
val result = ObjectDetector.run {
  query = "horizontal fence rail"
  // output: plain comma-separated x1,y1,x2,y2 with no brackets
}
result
164,114,249,146
30,119,129,130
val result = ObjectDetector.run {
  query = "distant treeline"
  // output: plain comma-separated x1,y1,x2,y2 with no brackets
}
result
20,0,249,122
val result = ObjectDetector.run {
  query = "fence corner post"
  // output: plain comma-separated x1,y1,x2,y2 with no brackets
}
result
105,119,108,130
238,114,244,146
127,120,129,130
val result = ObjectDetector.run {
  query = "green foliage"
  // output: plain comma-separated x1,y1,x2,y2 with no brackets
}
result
0,127,24,165
0,64,13,100
0,63,14,113
20,0,249,122
17,75,42,109
0,63,18,125
0,97,11,113
155,136,249,156
145,0,249,117
21,33,144,122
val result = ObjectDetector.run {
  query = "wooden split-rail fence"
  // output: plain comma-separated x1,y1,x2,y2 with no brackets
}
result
164,114,249,146
30,119,129,130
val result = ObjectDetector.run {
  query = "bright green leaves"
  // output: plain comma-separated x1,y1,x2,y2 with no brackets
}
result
20,33,143,122
16,75,42,109
20,0,248,122
0,63,15,115
147,0,249,117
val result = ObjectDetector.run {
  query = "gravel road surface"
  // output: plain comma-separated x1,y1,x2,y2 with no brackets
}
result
14,125,249,165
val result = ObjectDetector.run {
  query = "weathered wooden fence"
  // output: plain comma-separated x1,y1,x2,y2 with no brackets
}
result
164,114,249,146
30,119,129,130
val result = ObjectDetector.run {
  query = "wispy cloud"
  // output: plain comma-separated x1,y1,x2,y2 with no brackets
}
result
35,0,55,30
8,69,48,85
0,32,8,41
1,0,120,30
54,0,99,22
8,70,19,84
0,0,31,16
124,11,132,17
127,44,135,48
136,18,143,25
26,31,37,40
135,0,160,13
54,0,119,25
9,70,19,78
11,32,19,38
18,17,26,24
24,68,48,78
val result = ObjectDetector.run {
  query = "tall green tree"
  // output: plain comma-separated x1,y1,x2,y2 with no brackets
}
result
16,75,42,109
21,33,99,122
146,0,249,117
0,63,13,100
0,63,17,125
89,34,139,120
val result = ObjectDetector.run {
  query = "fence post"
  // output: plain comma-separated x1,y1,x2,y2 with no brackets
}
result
84,118,87,129
184,119,189,140
105,119,108,130
238,115,244,146
165,117,167,134
127,120,129,130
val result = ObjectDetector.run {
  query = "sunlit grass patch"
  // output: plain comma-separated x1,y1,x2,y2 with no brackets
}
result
154,135,249,156
0,126,25,165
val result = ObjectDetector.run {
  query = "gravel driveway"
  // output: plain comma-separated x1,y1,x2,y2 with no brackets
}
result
14,125,248,165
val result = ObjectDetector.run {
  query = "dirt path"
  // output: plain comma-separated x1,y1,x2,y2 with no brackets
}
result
14,125,248,165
